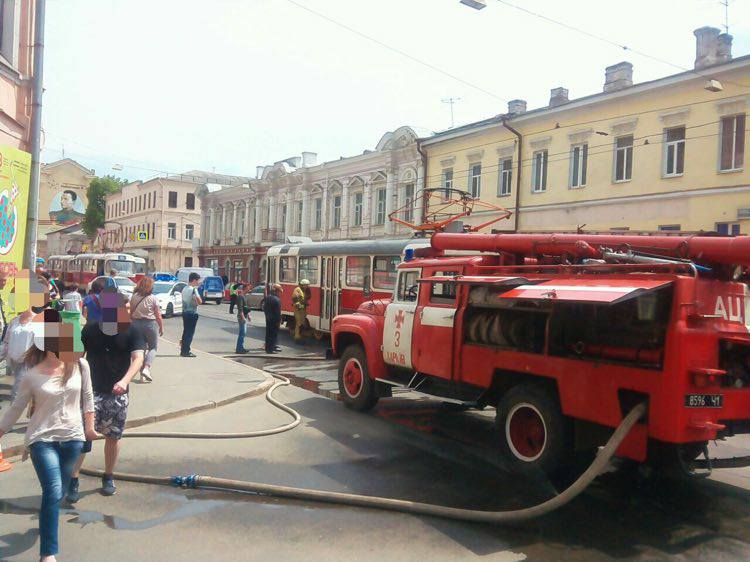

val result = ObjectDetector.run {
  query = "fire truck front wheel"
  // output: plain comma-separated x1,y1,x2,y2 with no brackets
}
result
496,384,570,475
338,345,379,411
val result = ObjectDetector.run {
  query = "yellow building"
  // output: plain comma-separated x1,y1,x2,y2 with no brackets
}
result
421,27,749,235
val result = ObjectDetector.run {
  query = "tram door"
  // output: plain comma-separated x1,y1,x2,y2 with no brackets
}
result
320,256,343,332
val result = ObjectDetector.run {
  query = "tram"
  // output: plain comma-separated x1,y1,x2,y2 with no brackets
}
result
266,238,429,334
46,252,146,289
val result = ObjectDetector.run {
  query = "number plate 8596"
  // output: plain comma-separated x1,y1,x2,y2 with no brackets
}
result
684,394,723,408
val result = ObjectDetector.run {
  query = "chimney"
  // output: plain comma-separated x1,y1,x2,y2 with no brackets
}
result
549,87,569,107
507,99,527,115
716,32,733,64
301,151,317,167
603,62,633,92
694,26,724,69
256,166,264,179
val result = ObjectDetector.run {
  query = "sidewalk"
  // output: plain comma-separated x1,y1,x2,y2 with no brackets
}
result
0,337,272,459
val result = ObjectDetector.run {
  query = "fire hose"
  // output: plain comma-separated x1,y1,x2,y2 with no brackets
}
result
80,370,647,524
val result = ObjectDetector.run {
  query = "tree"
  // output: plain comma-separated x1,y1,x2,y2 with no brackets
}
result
82,175,127,237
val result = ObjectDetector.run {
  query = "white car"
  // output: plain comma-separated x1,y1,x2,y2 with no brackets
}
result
88,276,136,298
152,281,185,317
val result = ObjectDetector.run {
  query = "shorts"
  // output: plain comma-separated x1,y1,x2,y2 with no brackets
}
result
82,440,93,453
94,392,129,439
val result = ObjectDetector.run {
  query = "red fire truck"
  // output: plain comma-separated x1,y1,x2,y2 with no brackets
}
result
330,231,750,475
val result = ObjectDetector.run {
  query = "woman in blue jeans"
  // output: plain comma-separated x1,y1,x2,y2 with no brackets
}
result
0,309,96,562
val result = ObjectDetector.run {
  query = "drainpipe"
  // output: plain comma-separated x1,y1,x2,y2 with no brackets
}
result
501,118,522,233
416,140,428,227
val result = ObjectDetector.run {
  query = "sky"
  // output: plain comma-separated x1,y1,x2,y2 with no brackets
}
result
40,0,750,182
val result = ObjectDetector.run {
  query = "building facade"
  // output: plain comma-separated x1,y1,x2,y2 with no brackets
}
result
37,158,95,258
421,27,749,235
0,0,33,152
197,127,424,283
104,177,203,272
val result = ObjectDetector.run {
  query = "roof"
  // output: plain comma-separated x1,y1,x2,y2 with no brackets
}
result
42,158,95,176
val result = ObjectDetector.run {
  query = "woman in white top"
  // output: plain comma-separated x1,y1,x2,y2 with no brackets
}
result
129,277,164,382
0,309,97,562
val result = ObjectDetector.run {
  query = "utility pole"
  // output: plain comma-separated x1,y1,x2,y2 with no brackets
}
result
720,0,729,34
23,0,46,269
441,97,461,129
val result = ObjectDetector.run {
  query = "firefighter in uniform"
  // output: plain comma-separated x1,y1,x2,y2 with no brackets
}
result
291,279,311,343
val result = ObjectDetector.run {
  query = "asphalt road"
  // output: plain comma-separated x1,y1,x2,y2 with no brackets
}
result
3,306,750,561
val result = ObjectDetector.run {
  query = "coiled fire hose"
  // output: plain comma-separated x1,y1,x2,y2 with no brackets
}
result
81,373,646,524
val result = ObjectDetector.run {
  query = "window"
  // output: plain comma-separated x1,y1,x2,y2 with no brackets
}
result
469,163,481,198
720,114,745,171
716,222,741,236
298,256,319,284
239,209,246,237
208,259,219,274
332,195,342,228
442,168,453,198
430,271,458,304
167,222,176,239
296,201,303,233
396,270,419,302
614,135,633,182
185,224,194,240
658,224,681,231
314,198,322,230
532,150,548,192
663,126,685,177
345,256,368,287
184,257,193,267
499,158,512,196
168,191,177,208
373,255,400,290
152,191,157,208
353,192,363,227
375,188,386,225
138,195,142,211
279,256,297,283
186,193,195,210
569,144,588,188
403,183,415,222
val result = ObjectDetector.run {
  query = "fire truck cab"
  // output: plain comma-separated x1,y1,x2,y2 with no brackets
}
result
331,232,750,474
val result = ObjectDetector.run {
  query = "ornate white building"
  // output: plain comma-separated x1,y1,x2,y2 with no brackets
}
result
197,126,424,283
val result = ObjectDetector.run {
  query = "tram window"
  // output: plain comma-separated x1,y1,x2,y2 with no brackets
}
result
345,256,369,288
373,256,399,290
397,270,419,302
279,257,297,283
430,271,459,304
298,256,319,284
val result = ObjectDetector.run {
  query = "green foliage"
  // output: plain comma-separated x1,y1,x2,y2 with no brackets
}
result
82,175,127,237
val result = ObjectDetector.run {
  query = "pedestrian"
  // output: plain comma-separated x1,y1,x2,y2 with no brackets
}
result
72,287,146,497
235,284,249,353
228,280,240,314
109,269,117,278
291,279,311,343
180,272,202,357
129,277,164,382
264,284,283,354
61,282,82,313
0,309,97,562
82,278,105,323
0,269,8,342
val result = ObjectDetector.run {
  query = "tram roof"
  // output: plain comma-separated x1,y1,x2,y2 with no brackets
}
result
267,238,429,257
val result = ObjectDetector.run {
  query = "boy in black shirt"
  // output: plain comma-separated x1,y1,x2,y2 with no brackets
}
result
69,288,146,498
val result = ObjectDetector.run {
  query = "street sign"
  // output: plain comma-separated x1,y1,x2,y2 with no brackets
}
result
136,230,148,241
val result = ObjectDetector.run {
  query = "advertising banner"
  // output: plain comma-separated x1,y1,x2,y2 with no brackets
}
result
0,146,33,318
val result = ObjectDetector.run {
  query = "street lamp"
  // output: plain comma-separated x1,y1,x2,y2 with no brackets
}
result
460,0,487,9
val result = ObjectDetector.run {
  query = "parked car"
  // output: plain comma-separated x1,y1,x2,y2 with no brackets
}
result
245,284,266,311
88,276,136,298
198,276,225,305
148,271,178,282
176,267,215,284
151,281,185,317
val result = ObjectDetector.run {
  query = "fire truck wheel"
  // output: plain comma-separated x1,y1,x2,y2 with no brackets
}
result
496,384,569,475
338,345,379,411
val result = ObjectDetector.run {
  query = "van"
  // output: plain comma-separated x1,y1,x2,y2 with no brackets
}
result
199,276,225,304
176,267,214,284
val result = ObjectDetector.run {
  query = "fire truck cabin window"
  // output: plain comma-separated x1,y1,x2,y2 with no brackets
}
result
298,256,319,284
346,256,369,287
397,270,420,302
373,256,400,290
279,256,297,283
430,271,458,304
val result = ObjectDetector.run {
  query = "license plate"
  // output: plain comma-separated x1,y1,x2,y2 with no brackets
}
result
684,394,723,408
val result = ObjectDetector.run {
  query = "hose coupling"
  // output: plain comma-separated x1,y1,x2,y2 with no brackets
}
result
171,474,200,489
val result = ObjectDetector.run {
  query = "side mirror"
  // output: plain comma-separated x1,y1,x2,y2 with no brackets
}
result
363,274,372,298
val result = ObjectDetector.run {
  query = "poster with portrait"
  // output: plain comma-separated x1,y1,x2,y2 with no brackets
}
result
49,188,85,225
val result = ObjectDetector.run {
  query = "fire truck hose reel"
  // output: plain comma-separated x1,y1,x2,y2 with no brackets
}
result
80,370,647,524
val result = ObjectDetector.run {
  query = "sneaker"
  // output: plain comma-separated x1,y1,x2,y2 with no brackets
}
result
101,475,117,496
235,349,249,354
180,352,197,358
66,477,80,503
141,367,153,382
274,346,282,352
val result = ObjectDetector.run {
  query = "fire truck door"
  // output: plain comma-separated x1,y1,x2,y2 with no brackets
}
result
382,269,420,369
411,273,457,380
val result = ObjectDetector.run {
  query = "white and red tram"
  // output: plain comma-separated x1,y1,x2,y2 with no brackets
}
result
46,252,146,290
266,239,429,334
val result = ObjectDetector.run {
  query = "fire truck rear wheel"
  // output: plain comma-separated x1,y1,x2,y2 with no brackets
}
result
496,384,570,475
338,345,379,412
